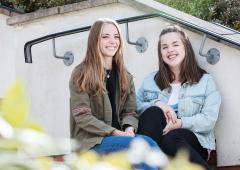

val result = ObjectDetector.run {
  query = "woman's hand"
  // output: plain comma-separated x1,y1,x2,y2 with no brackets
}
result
125,126,135,136
111,129,135,137
163,119,182,135
155,101,177,123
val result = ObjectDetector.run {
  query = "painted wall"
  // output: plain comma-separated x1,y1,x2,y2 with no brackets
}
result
0,2,240,166
0,14,16,97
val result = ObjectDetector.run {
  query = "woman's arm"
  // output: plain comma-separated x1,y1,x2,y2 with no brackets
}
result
181,75,221,133
136,82,155,114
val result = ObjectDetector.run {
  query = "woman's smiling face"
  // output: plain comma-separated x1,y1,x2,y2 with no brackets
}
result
160,32,185,70
99,23,120,58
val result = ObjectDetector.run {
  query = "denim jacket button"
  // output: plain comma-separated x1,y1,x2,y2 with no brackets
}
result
179,94,184,99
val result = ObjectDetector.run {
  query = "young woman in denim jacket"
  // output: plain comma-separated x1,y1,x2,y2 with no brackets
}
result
137,25,221,170
70,18,159,170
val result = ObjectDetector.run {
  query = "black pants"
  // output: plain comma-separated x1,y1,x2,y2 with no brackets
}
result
137,106,210,170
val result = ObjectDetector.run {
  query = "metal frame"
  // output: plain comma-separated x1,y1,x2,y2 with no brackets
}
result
24,13,240,64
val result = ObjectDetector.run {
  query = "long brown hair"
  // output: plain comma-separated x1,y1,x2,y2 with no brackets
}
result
72,18,129,96
155,25,206,90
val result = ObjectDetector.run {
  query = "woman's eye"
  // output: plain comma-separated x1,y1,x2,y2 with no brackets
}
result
115,36,120,39
162,46,167,49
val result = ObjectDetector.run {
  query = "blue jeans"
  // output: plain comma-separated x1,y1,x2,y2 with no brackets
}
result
91,134,159,170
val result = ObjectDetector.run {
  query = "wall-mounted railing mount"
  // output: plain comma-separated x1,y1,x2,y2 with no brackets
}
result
52,38,74,66
125,22,148,53
199,34,220,65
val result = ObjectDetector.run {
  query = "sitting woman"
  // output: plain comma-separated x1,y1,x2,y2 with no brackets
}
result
137,25,221,170
69,18,159,170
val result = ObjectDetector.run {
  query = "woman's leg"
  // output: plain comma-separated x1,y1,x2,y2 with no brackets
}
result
91,136,159,170
160,128,210,170
138,106,166,145
91,136,132,154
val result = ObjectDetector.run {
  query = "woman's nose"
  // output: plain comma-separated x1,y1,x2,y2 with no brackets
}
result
167,46,174,52
109,37,115,43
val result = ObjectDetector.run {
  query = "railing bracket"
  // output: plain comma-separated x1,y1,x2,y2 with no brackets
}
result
126,22,148,53
63,51,74,66
52,38,74,66
199,34,220,65
136,37,148,53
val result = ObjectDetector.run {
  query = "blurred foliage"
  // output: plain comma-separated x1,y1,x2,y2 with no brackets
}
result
0,81,131,170
0,81,205,169
0,0,86,13
156,0,240,31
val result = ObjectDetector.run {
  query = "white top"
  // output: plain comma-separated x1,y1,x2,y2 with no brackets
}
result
167,83,181,111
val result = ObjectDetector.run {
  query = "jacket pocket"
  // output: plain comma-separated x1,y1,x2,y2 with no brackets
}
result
191,96,205,114
143,90,158,102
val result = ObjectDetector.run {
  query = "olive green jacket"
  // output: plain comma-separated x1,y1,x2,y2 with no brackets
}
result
69,70,138,151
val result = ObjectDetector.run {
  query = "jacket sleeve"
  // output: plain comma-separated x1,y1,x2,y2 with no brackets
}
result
181,75,221,133
136,79,156,115
120,75,138,132
69,79,115,137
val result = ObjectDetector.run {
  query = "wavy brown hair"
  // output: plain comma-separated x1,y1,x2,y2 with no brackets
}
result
155,25,206,90
72,18,129,96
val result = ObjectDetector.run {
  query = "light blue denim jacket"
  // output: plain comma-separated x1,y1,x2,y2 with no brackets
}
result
137,71,221,150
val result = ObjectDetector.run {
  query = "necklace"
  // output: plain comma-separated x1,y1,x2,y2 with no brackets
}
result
106,70,112,79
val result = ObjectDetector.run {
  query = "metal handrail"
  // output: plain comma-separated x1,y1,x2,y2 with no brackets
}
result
24,13,240,63
212,22,240,35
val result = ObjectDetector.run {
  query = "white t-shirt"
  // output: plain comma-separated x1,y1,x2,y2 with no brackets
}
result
167,83,181,112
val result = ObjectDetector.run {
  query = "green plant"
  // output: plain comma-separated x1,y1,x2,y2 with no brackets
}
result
156,0,240,31
1,0,86,13
209,0,240,31
156,0,215,20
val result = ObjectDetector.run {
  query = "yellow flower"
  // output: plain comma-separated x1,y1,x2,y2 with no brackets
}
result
80,150,100,164
0,80,43,131
1,81,28,128
164,149,204,170
76,150,131,170
102,151,132,170
36,157,53,170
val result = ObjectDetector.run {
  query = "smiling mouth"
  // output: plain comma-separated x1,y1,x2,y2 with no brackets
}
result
106,46,117,50
168,54,177,60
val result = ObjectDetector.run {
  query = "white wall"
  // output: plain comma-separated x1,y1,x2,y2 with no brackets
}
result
1,2,240,166
0,14,16,97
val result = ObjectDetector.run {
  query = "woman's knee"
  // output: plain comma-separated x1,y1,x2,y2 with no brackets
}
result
138,106,166,142
139,106,164,123
143,106,164,116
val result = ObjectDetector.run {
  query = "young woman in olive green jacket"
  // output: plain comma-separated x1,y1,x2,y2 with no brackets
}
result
69,19,159,169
